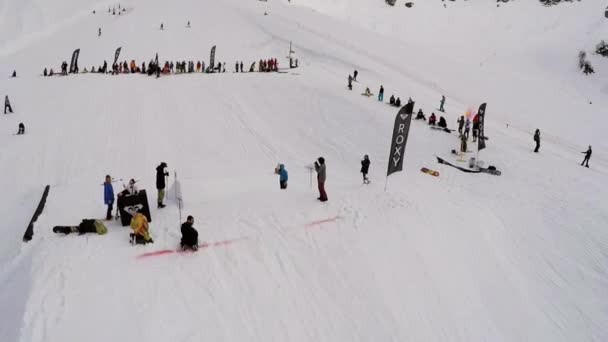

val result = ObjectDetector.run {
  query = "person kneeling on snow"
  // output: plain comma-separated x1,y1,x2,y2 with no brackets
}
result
53,219,108,235
181,215,199,251
130,208,153,245
415,109,426,120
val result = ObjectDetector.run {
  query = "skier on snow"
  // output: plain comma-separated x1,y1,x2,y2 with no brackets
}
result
361,155,371,184
534,129,541,153
104,175,115,220
156,162,169,208
181,215,199,251
581,146,592,168
314,157,328,202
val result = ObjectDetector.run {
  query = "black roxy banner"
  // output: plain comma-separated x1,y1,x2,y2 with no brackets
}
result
387,101,414,176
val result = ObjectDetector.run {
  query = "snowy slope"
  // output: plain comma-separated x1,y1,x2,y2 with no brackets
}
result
1,0,607,341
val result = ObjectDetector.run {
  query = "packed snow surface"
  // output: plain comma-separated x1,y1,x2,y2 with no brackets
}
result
1,0,607,341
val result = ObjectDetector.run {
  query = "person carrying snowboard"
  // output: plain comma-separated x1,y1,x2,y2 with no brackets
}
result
53,219,108,235
17,123,25,135
130,208,153,244
439,95,446,112
315,157,328,202
156,162,169,208
348,75,353,90
4,95,13,114
581,146,592,168
277,164,288,189
361,155,371,184
534,129,541,153
103,175,115,220
378,85,384,102
181,215,199,251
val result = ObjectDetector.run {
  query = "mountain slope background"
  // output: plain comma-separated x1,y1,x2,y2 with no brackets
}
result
0,0,607,341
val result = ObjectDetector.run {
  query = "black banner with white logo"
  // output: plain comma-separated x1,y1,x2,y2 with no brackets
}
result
209,45,216,70
477,103,487,151
69,49,80,73
387,101,414,176
114,47,122,65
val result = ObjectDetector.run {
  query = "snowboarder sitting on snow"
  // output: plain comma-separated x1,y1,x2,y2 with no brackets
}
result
53,219,108,235
394,97,401,107
11,70,17,78
276,164,288,189
415,109,426,120
4,95,13,114
389,95,395,105
438,116,448,129
581,146,592,168
181,215,199,251
361,155,370,184
428,113,437,125
130,207,153,244
17,123,25,135
364,87,372,96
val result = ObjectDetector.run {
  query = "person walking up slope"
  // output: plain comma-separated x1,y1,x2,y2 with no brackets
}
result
581,146,592,168
156,162,169,208
361,155,371,184
534,129,541,153
315,157,328,202
103,175,115,220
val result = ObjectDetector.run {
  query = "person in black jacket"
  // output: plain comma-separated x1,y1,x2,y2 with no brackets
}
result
361,155,371,184
156,162,169,208
181,215,199,251
581,146,592,168
533,129,540,153
4,95,13,114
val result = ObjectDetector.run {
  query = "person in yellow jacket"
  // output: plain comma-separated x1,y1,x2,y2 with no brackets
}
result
129,208,153,245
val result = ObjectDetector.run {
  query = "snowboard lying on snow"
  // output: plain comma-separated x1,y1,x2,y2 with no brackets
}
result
430,126,455,133
421,167,439,177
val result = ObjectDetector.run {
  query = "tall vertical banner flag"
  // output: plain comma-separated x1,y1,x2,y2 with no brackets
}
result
477,103,487,151
209,45,216,70
387,101,415,176
114,47,122,65
69,49,80,73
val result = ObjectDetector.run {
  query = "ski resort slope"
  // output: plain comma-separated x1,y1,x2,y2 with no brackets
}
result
0,0,607,341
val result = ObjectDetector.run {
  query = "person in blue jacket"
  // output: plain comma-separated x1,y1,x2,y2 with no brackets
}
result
104,175,115,220
278,164,288,189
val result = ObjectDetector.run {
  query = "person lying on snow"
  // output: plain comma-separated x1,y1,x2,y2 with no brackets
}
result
130,208,153,245
181,215,199,251
53,219,108,235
